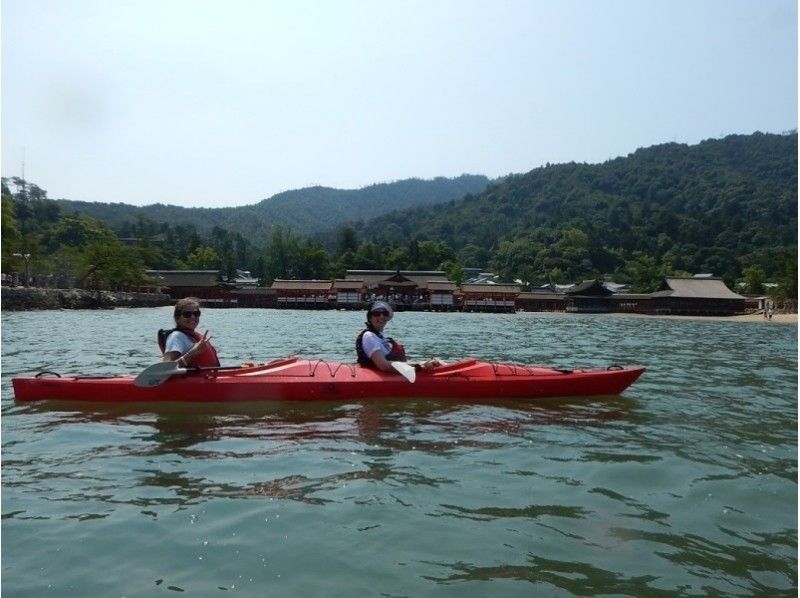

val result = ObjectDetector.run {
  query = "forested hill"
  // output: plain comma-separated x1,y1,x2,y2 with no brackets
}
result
352,131,797,285
8,131,795,295
52,175,490,243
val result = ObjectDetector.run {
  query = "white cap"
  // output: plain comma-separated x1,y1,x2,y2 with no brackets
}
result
368,300,393,319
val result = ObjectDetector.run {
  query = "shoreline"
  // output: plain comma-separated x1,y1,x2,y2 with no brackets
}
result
1,287,172,311
610,311,796,324
1,287,796,325
631,312,796,324
521,311,797,325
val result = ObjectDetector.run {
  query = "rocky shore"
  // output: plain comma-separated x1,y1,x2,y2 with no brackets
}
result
1,287,172,311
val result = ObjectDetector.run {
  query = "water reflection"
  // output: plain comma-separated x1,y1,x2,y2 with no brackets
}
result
18,395,636,453
9,396,637,511
422,555,672,595
434,503,591,521
2,309,796,597
607,527,796,593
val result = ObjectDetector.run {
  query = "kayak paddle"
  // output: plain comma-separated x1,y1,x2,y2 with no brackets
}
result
133,362,250,387
134,361,187,388
391,361,416,383
133,357,300,388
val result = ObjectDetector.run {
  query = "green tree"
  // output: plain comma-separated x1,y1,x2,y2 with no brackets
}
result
43,214,116,251
741,266,765,295
264,226,303,282
296,241,330,279
441,260,465,284
186,246,222,269
331,249,356,278
416,240,455,270
622,252,665,293
549,267,564,284
385,246,410,270
337,227,359,255
490,237,544,283
1,194,21,259
78,241,146,290
354,241,383,270
775,246,798,301
457,244,490,268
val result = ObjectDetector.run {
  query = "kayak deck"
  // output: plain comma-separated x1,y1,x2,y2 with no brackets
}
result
12,357,646,403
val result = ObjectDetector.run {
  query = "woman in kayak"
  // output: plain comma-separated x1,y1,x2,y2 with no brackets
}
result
356,300,440,373
160,297,220,368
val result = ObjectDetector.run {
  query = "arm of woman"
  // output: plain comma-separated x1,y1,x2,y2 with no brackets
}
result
163,331,212,367
361,331,398,373
369,349,398,373
163,350,182,363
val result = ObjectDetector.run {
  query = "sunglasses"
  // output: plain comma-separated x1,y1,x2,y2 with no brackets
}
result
181,310,201,318
370,310,390,317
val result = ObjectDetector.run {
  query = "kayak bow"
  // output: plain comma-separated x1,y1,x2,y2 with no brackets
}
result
12,357,645,403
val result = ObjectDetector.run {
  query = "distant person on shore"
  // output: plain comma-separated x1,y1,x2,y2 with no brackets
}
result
159,297,220,367
355,300,441,373
764,299,775,320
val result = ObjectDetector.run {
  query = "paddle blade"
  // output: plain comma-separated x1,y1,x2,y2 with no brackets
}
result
133,361,187,388
391,361,416,383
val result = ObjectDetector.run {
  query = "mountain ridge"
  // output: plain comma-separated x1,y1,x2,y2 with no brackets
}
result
52,175,492,244
349,131,797,284
19,130,796,291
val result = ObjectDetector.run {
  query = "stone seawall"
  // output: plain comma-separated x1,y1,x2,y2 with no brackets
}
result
1,287,172,311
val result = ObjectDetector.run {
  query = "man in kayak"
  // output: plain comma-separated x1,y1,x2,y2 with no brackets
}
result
355,300,441,373
160,297,220,368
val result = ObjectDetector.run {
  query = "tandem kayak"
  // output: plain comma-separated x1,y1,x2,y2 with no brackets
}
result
12,356,645,403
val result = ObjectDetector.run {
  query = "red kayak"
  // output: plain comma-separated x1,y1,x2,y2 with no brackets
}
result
12,356,645,403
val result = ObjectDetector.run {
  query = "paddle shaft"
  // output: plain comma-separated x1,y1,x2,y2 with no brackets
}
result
134,362,240,388
183,365,245,373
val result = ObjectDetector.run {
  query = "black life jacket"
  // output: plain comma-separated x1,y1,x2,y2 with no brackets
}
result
355,324,407,367
157,327,220,367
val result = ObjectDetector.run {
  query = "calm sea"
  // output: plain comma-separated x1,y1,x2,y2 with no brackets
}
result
1,308,797,596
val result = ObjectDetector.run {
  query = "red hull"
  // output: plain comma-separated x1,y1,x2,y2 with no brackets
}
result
12,357,645,403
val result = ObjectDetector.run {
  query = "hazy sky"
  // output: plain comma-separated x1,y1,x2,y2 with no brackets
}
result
2,0,797,208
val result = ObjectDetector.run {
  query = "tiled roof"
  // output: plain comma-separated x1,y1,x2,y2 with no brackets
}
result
460,283,521,294
566,280,613,296
518,292,566,300
146,270,221,287
333,279,366,290
271,280,333,291
345,270,450,287
427,281,458,291
651,277,745,299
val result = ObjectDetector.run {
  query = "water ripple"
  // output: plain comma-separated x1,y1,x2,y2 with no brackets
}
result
2,308,796,596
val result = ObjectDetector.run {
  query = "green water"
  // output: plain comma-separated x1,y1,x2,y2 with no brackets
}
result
2,308,797,596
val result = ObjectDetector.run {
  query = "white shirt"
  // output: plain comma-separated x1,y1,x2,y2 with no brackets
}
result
361,331,393,359
165,330,194,356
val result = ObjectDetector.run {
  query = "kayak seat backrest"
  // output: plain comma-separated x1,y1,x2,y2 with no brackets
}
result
157,328,175,355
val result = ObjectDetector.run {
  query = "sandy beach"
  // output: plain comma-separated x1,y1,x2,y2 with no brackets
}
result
602,312,797,324
720,312,797,324
521,311,798,325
